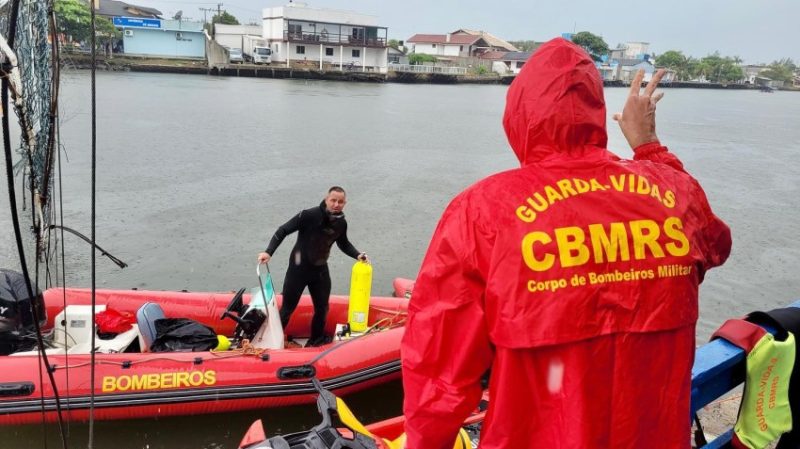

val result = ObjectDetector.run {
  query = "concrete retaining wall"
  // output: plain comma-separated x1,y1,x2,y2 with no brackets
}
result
205,31,229,69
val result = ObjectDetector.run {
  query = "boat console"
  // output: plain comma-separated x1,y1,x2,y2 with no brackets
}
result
221,288,268,346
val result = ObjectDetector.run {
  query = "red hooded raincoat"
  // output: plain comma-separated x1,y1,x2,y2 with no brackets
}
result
401,38,732,449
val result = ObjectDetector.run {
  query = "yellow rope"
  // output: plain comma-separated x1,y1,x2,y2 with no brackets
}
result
210,339,268,358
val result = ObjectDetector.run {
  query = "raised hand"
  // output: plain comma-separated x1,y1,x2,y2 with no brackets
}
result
613,68,666,149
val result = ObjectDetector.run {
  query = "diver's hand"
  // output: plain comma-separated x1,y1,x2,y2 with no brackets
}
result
258,252,271,264
613,69,665,149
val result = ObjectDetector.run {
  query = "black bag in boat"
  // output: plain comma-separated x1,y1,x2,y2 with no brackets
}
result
149,318,218,352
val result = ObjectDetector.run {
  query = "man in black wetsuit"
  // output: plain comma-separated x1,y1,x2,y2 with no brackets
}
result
257,186,368,347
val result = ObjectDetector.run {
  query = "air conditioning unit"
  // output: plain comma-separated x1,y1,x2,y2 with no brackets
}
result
124,29,134,37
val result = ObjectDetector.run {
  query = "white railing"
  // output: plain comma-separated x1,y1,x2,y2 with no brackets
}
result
388,64,467,75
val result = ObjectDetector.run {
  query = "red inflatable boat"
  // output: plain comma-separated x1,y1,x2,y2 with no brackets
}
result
391,278,415,299
0,287,408,425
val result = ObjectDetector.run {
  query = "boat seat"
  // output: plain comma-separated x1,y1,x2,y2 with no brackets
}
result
136,302,165,352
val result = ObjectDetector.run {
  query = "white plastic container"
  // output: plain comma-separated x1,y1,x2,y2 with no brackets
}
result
54,305,106,350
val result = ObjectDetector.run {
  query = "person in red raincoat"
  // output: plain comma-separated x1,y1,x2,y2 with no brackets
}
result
401,38,732,449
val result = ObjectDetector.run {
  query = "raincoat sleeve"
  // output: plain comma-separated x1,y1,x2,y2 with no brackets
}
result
401,195,494,449
265,211,303,255
632,141,686,172
632,141,731,271
692,182,732,272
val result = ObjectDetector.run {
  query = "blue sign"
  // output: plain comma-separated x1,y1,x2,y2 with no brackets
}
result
113,17,162,29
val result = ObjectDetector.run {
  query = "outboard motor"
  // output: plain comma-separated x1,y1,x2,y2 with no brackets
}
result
0,269,46,355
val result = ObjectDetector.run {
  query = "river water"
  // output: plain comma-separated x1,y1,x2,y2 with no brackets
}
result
1,71,799,448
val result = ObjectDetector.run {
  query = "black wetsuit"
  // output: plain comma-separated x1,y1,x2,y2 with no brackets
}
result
265,201,360,345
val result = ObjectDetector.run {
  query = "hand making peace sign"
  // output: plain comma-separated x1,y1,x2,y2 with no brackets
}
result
613,68,666,150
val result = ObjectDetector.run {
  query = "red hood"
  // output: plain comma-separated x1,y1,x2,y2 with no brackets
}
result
503,38,608,166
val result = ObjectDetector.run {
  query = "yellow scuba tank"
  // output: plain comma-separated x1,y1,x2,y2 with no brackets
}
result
348,260,372,333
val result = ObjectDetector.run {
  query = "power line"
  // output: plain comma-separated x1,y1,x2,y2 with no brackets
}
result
198,6,214,26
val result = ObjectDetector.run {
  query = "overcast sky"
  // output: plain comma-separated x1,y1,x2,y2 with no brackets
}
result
134,0,798,64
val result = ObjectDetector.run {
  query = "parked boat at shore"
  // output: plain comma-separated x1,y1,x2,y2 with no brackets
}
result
0,287,408,425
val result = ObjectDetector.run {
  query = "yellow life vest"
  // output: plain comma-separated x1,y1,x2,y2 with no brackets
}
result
712,313,795,449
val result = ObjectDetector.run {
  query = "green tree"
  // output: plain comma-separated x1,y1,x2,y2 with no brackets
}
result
387,39,400,49
682,57,711,81
655,50,691,80
54,0,120,46
761,58,796,83
212,11,240,25
571,31,609,61
509,40,538,52
655,50,686,69
719,63,744,83
698,52,744,83
409,53,437,65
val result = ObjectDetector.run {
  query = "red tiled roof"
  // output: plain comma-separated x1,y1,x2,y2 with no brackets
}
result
479,51,507,60
451,29,519,52
407,34,481,45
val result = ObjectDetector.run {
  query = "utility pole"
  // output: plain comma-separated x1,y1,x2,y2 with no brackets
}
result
201,3,224,36
199,7,215,34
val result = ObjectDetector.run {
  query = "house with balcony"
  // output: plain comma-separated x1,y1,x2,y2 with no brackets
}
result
261,3,389,72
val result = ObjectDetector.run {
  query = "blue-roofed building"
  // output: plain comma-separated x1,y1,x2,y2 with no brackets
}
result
114,17,205,59
595,60,619,81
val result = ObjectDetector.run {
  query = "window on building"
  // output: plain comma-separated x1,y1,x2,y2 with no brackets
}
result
288,23,302,39
326,47,334,56
297,45,306,55
432,44,437,48
352,49,360,58
460,45,463,51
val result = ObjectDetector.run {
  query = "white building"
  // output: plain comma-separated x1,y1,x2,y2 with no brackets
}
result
406,33,490,58
595,61,620,81
214,24,263,50
481,51,531,75
261,2,389,72
741,65,768,84
617,59,656,83
609,42,651,61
